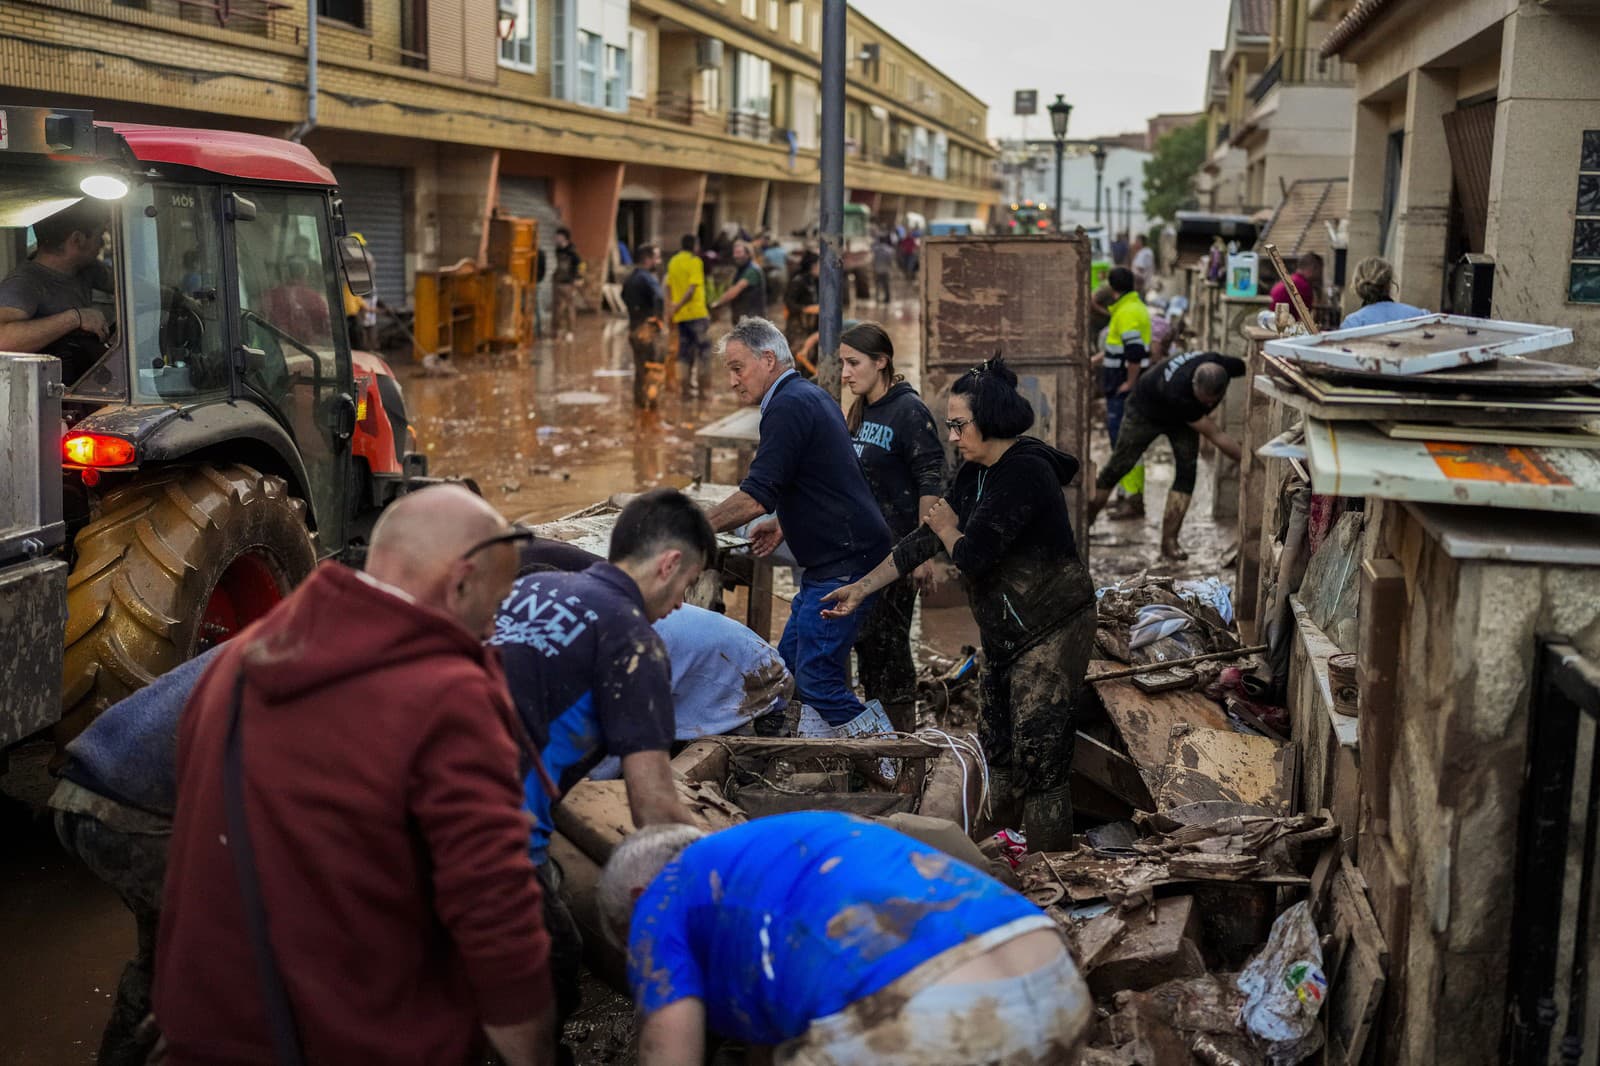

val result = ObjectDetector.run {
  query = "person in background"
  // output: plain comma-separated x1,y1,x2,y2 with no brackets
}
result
666,234,711,400
0,198,113,358
263,256,332,348
552,227,583,341
898,229,919,279
1094,266,1153,519
621,243,665,411
1341,255,1427,328
492,488,715,1061
783,250,820,355
1110,230,1130,268
839,322,944,732
1269,250,1322,314
705,317,892,732
710,239,766,322
823,358,1095,852
1131,234,1156,294
873,235,896,304
1086,350,1247,560
154,485,553,1066
600,814,1091,1065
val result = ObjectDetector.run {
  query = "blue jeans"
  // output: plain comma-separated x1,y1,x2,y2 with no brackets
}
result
780,575,874,726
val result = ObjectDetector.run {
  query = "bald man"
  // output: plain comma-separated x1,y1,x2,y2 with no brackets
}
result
153,485,556,1066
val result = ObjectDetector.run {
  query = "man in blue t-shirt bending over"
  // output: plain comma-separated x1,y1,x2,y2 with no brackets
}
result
703,316,892,729
599,812,1092,1065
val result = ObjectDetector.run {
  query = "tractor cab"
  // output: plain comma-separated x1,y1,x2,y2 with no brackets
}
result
2,105,426,731
0,107,386,553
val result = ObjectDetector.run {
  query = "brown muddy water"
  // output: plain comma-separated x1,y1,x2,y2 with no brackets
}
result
0,286,1234,1063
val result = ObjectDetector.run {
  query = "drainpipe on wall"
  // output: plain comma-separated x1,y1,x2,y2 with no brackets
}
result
289,0,319,143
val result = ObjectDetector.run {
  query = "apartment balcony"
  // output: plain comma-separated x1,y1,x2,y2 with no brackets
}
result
1249,49,1352,104
725,111,773,143
108,0,297,43
637,91,724,135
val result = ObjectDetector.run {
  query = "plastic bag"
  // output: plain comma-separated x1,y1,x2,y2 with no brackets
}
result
1235,901,1327,1064
1174,577,1236,626
1129,604,1194,649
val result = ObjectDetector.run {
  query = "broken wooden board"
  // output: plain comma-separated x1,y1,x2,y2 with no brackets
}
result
1069,913,1127,972
1321,855,1389,1066
1133,666,1197,694
554,777,746,865
1154,725,1293,813
1088,896,1207,998
1074,731,1156,811
1088,660,1233,779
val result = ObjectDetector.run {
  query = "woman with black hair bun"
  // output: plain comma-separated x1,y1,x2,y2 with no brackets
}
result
823,356,1095,851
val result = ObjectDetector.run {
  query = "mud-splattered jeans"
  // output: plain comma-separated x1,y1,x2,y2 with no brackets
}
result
775,919,1092,1065
53,809,169,1066
979,606,1096,795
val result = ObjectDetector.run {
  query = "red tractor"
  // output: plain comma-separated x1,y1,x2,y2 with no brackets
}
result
1,106,434,741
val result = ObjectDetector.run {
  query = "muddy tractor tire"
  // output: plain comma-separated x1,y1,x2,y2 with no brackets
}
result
59,464,315,742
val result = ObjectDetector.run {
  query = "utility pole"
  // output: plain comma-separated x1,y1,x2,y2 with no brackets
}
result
816,0,846,397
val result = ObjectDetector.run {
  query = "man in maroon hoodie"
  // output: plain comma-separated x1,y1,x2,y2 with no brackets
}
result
153,484,554,1065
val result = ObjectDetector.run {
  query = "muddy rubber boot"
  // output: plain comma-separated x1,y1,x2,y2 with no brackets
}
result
1106,492,1145,519
1023,785,1075,854
886,700,919,734
1160,490,1192,561
980,769,1024,837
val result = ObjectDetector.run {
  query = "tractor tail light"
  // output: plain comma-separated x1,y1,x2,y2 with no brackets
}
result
63,432,136,467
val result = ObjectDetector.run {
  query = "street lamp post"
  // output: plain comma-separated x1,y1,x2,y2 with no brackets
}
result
1117,178,1130,239
1091,143,1107,224
1047,94,1071,234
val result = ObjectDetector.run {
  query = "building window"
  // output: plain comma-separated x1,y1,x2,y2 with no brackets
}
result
789,1,803,43
768,0,779,30
605,44,627,109
698,66,721,114
1571,129,1600,303
808,10,820,52
317,0,363,28
628,27,648,99
499,0,537,71
741,0,756,18
576,30,602,106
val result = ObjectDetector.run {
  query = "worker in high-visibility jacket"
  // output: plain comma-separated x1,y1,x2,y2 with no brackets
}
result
1095,266,1151,518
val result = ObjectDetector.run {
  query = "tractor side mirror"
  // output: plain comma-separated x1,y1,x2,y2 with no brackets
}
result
226,192,257,222
338,235,374,298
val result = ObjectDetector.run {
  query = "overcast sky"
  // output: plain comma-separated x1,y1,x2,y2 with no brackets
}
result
849,0,1232,142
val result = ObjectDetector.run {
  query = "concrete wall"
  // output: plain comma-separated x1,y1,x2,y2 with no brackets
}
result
1366,500,1600,1064
1249,83,1356,206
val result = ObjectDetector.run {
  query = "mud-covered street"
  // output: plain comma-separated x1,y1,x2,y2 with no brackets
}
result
0,295,1234,1064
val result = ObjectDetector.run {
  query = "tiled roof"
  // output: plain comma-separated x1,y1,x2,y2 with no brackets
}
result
1322,0,1398,56
1257,177,1347,264
1238,0,1274,37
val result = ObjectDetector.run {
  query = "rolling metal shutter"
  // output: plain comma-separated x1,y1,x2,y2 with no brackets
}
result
498,176,562,311
1442,100,1497,255
333,165,408,309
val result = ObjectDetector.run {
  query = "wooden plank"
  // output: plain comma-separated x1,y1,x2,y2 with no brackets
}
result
1089,661,1233,776
1254,371,1600,426
1323,855,1389,1066
1154,726,1291,813
746,556,774,641
1358,559,1405,828
670,739,730,784
709,736,948,760
1073,731,1156,811
1376,420,1600,449
554,778,746,865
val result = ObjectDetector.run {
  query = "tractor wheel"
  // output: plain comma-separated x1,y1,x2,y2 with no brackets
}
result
59,464,315,743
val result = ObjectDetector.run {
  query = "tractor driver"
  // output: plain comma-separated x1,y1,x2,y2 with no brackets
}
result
0,199,114,366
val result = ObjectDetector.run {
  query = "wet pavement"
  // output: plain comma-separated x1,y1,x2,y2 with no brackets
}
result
0,283,1234,1063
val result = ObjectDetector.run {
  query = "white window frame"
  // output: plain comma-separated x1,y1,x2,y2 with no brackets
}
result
604,43,627,110
767,0,779,31
576,30,602,106
740,0,756,18
808,10,820,52
498,0,537,71
789,0,803,42
698,66,722,114
628,27,648,99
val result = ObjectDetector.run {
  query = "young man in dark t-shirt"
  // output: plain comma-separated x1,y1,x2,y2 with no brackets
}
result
491,488,717,1056
1087,350,1246,560
621,244,666,409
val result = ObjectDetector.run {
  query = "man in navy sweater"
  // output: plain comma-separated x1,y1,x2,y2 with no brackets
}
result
705,317,892,728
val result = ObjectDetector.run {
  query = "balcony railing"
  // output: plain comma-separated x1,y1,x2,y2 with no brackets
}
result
637,91,724,134
726,111,773,143
1249,49,1352,103
113,0,297,43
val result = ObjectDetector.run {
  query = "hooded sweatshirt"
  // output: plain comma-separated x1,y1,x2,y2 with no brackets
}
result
852,381,946,539
153,562,551,1066
892,436,1095,663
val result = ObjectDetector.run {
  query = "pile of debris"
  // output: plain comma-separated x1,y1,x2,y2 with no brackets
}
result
1010,805,1385,1065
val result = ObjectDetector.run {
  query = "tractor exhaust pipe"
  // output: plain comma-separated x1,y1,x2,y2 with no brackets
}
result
289,0,318,143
